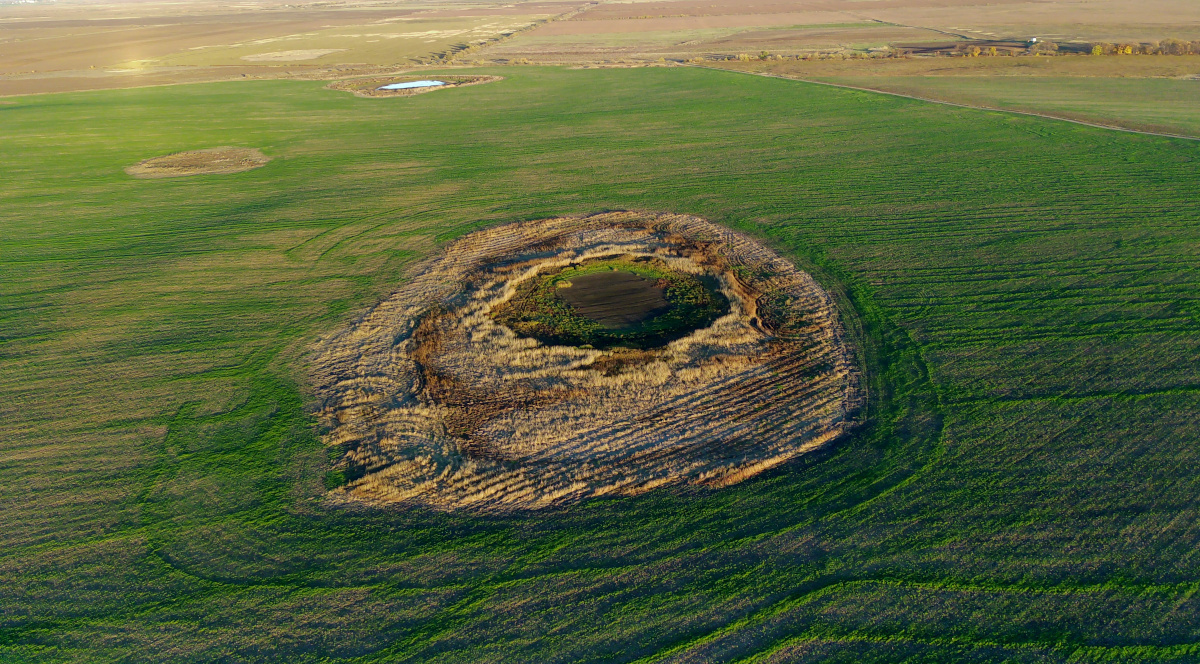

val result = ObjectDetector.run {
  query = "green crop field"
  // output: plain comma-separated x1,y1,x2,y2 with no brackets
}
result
813,74,1200,138
3,66,1200,662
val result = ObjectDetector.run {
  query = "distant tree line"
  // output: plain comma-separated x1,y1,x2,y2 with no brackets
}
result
703,38,1200,64
946,38,1200,58
1089,39,1200,55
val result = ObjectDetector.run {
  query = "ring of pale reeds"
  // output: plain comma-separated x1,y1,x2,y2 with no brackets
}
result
313,211,862,512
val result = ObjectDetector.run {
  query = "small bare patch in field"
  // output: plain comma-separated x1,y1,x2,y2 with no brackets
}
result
314,212,862,512
327,74,502,98
240,49,345,62
125,147,270,179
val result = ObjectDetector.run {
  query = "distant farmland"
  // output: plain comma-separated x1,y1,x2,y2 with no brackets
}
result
2,66,1200,661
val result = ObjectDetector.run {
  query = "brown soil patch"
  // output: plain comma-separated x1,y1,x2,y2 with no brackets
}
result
0,4,429,77
124,147,270,179
313,211,862,512
327,74,503,98
566,0,1030,22
536,11,858,35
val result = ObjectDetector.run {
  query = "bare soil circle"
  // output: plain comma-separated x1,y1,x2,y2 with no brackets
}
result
314,211,863,512
125,147,270,179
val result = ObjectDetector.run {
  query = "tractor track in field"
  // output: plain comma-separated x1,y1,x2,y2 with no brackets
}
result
701,65,1200,143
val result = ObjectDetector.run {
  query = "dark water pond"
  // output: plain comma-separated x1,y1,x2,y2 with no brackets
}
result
557,271,669,329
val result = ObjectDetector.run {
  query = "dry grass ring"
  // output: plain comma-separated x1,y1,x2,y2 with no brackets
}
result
313,212,862,512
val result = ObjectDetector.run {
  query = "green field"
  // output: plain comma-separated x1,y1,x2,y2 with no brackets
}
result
3,67,1200,661
816,75,1200,138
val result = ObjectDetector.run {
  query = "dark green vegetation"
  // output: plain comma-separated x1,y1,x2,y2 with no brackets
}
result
492,258,728,349
2,65,1199,662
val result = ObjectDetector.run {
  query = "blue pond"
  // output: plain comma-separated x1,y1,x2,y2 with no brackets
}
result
377,80,446,91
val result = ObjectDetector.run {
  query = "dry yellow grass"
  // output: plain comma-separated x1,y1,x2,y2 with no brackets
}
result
314,212,861,512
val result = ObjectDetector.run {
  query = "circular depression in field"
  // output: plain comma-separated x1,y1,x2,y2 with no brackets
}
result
314,212,862,512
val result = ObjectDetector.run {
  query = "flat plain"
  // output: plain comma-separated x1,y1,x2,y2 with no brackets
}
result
0,0,571,94
3,63,1200,661
487,0,1200,61
10,0,1200,95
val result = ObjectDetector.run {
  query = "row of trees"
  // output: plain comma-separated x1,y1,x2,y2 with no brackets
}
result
950,39,1200,58
1091,39,1200,55
959,45,1003,57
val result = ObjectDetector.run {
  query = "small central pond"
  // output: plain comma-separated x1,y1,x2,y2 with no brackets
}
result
491,259,730,350
377,80,446,91
557,271,669,329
